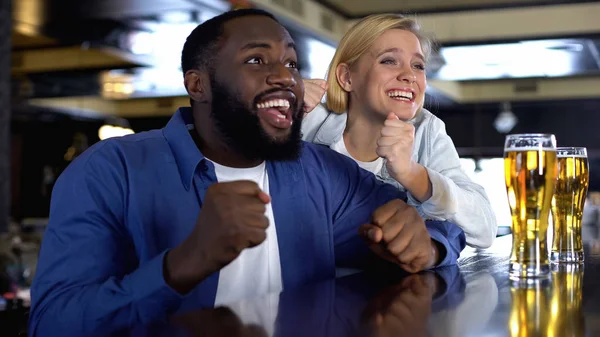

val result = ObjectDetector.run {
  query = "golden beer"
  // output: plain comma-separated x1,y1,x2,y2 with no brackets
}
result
509,280,552,337
509,266,584,337
504,134,557,279
551,148,589,263
547,264,585,337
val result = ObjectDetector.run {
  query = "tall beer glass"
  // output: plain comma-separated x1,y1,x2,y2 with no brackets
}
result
551,147,589,263
504,134,557,279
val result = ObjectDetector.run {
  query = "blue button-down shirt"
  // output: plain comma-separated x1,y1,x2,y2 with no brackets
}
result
29,108,466,336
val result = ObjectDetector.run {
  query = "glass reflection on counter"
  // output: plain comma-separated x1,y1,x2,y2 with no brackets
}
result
509,279,552,337
548,264,584,337
509,264,584,337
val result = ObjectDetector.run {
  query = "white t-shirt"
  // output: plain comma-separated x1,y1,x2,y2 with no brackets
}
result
330,137,384,174
209,160,283,306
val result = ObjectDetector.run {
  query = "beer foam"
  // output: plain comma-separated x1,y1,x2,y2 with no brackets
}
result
504,147,557,151
557,154,587,158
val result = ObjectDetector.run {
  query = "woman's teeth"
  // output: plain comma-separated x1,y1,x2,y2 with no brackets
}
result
387,91,413,101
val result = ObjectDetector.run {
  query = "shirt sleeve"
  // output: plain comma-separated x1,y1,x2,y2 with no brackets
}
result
425,220,467,268
29,142,185,337
312,145,465,269
408,118,498,249
300,103,330,142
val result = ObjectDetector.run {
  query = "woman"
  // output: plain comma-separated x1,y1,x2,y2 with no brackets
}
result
302,14,496,248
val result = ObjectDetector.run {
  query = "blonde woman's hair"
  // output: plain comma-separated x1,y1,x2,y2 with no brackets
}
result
326,14,432,113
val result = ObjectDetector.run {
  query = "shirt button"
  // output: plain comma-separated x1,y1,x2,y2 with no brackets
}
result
200,162,208,172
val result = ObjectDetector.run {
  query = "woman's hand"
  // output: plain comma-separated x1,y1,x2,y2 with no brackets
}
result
376,113,432,202
302,79,328,115
376,113,417,183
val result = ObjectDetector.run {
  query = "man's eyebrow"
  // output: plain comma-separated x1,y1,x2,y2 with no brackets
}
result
288,42,297,53
240,41,297,52
241,42,272,51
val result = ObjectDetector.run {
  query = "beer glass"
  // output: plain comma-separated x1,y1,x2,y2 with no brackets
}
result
504,134,557,279
551,147,589,263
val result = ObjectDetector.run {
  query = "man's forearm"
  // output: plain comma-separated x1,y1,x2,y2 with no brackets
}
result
30,250,184,337
164,242,215,295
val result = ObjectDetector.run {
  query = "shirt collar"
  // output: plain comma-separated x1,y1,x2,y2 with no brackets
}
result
163,107,204,190
313,108,427,147
163,107,305,190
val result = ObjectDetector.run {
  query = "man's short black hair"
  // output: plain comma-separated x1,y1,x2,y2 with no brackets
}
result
181,8,279,75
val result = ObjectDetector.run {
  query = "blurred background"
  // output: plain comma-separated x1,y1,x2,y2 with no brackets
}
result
1,0,600,325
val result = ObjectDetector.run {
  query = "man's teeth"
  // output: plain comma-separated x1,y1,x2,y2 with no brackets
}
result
256,99,291,110
387,91,413,100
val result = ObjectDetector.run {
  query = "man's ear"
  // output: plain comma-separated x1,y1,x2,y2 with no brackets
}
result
184,70,211,104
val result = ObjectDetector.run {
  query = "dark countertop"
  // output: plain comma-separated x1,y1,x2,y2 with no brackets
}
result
102,234,600,337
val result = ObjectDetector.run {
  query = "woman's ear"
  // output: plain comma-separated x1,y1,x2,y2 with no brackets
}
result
335,63,353,92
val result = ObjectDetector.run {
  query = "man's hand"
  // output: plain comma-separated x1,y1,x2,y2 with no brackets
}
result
302,79,328,115
164,181,271,294
360,199,438,273
172,307,268,337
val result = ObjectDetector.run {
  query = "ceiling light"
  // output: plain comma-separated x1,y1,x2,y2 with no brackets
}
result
436,39,579,80
494,102,518,134
98,125,135,141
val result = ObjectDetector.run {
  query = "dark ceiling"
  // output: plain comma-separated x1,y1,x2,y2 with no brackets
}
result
9,0,600,157
315,0,599,17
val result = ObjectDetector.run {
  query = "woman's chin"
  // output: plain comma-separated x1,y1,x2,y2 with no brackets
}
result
379,109,418,122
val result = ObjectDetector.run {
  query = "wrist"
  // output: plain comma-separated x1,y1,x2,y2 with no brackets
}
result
427,239,441,268
430,239,446,268
401,163,433,203
391,161,419,185
394,162,425,191
164,242,213,294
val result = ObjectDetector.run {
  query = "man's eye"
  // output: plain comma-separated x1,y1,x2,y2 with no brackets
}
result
246,57,263,65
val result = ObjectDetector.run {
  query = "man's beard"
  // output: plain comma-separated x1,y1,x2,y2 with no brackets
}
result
209,76,304,162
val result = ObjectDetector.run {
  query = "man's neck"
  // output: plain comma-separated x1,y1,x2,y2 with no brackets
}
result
343,104,384,162
191,109,263,168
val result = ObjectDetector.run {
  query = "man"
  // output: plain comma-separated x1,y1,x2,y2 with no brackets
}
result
29,8,465,336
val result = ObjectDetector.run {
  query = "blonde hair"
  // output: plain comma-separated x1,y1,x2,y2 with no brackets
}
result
326,14,432,113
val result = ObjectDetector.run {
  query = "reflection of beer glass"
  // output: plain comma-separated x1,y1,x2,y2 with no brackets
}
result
504,134,558,279
548,264,585,337
551,147,589,263
509,279,551,337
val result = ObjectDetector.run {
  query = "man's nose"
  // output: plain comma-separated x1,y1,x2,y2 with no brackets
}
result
266,63,297,88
